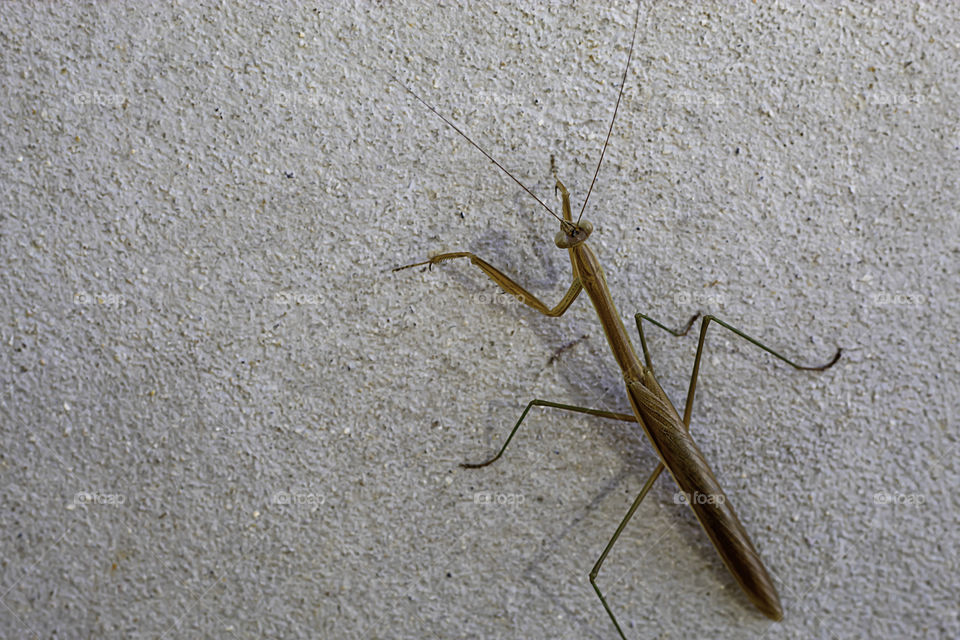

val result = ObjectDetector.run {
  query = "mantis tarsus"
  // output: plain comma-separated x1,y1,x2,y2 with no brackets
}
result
391,2,841,636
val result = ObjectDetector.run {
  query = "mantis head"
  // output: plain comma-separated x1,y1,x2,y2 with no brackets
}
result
555,220,593,249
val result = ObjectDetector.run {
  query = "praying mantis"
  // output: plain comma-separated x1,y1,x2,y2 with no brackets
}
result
391,2,841,636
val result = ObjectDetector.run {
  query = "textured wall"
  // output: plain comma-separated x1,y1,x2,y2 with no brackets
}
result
1,2,957,639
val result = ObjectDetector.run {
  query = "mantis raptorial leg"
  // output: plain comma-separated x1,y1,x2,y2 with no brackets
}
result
391,1,841,636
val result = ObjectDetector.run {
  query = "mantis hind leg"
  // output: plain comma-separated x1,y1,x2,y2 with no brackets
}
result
587,315,841,638
590,461,664,640
462,396,659,639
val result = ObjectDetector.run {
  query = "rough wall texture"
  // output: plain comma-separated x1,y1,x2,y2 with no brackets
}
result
1,2,957,639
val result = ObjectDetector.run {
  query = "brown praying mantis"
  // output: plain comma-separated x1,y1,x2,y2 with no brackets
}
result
391,2,841,636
